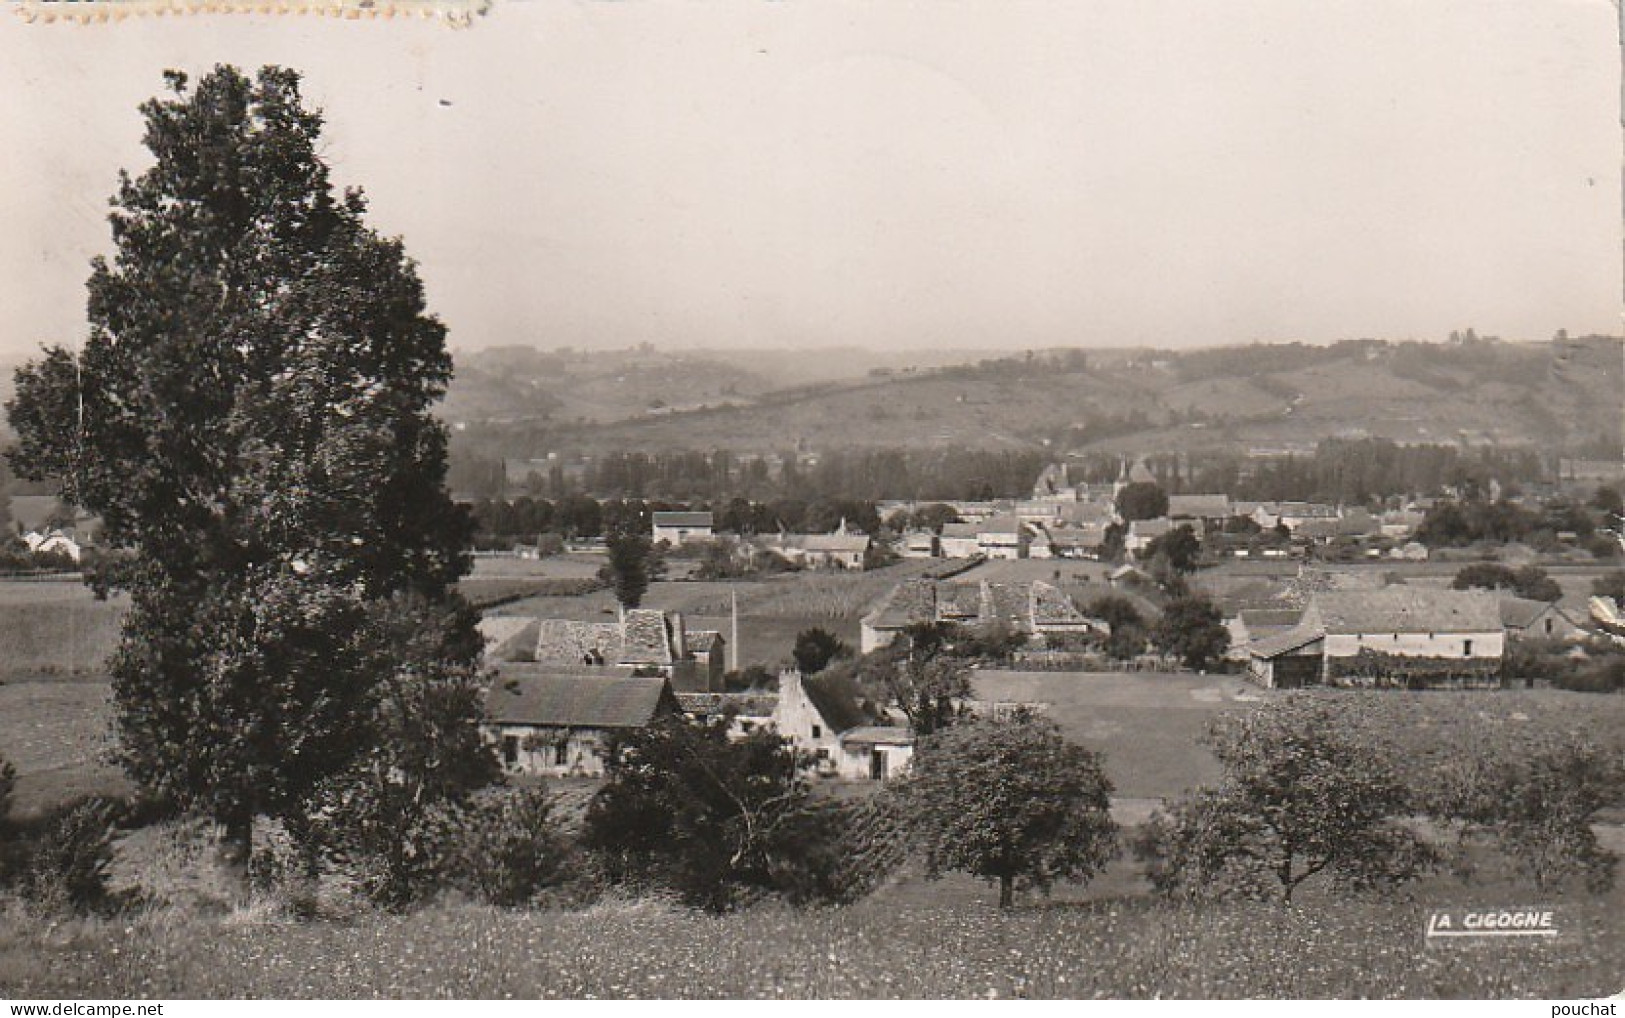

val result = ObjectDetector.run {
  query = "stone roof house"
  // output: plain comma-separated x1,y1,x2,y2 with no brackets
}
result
485,669,680,777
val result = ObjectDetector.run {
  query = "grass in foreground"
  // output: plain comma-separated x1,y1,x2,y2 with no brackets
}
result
0,895,1618,1000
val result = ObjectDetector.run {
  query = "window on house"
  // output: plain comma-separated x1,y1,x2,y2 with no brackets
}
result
816,748,830,761
502,736,518,767
1545,619,1553,635
811,724,822,739
1463,639,1473,657
554,740,569,766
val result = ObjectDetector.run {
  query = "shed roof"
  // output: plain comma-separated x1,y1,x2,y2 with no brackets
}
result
840,726,916,747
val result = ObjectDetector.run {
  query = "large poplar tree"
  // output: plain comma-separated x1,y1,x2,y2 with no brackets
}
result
6,65,488,878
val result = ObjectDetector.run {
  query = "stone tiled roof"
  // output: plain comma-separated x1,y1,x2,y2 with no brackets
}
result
622,608,676,664
533,620,624,667
939,523,981,540
486,669,675,728
1030,581,1090,626
977,515,1026,537
862,579,938,630
1306,587,1502,635
980,582,1030,627
936,582,983,619
686,630,724,653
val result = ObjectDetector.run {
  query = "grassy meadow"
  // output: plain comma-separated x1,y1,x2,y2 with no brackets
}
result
1,894,1619,999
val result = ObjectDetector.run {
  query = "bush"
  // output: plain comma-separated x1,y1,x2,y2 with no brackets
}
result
18,797,125,917
583,715,852,911
432,786,578,907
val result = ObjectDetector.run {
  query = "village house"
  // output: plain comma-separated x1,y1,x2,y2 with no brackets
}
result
1166,494,1230,533
937,522,983,559
766,520,870,570
482,608,725,692
1041,523,1108,559
650,510,714,546
1223,607,1304,662
676,690,779,738
23,529,82,562
859,578,1102,653
1500,596,1588,642
1125,516,1173,557
1245,586,1504,689
775,669,914,780
484,668,680,777
976,515,1030,559
901,530,939,558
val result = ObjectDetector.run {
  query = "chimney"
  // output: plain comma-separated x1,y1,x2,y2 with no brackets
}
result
671,611,688,659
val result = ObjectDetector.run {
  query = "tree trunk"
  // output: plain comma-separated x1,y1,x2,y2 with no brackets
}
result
999,874,1014,908
217,809,253,903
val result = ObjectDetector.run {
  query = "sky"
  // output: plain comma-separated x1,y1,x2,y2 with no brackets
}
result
1,0,1619,360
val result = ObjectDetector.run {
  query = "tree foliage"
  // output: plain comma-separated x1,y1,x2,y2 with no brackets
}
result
582,714,850,911
1452,563,1560,602
1135,698,1437,904
1115,482,1169,523
791,626,852,675
1151,594,1229,670
858,623,974,735
897,714,1118,907
1429,740,1625,893
5,66,482,878
601,526,659,610
1144,523,1201,574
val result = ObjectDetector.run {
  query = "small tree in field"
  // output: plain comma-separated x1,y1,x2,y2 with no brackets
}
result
898,714,1118,907
600,527,657,610
1135,698,1436,904
1431,739,1625,893
1151,594,1229,670
791,626,852,675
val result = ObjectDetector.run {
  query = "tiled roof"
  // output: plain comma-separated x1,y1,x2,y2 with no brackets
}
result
479,616,541,662
978,515,1026,537
1307,587,1502,635
862,579,938,630
686,630,724,653
676,691,778,718
1499,596,1556,629
936,582,983,619
981,582,1029,626
840,726,915,747
1129,517,1173,537
1246,627,1325,660
622,608,676,664
802,672,871,734
486,670,674,728
787,533,870,553
940,523,981,540
533,620,624,667
1236,608,1304,631
1168,494,1230,518
1031,581,1090,626
652,511,713,528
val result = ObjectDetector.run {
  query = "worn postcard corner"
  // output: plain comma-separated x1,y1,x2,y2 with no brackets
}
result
13,0,490,26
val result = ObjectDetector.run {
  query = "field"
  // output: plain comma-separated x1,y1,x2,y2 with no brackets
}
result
0,679,129,817
2,895,1619,999
0,580,125,679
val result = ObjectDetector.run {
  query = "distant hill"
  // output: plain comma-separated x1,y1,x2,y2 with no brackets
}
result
445,336,1621,460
